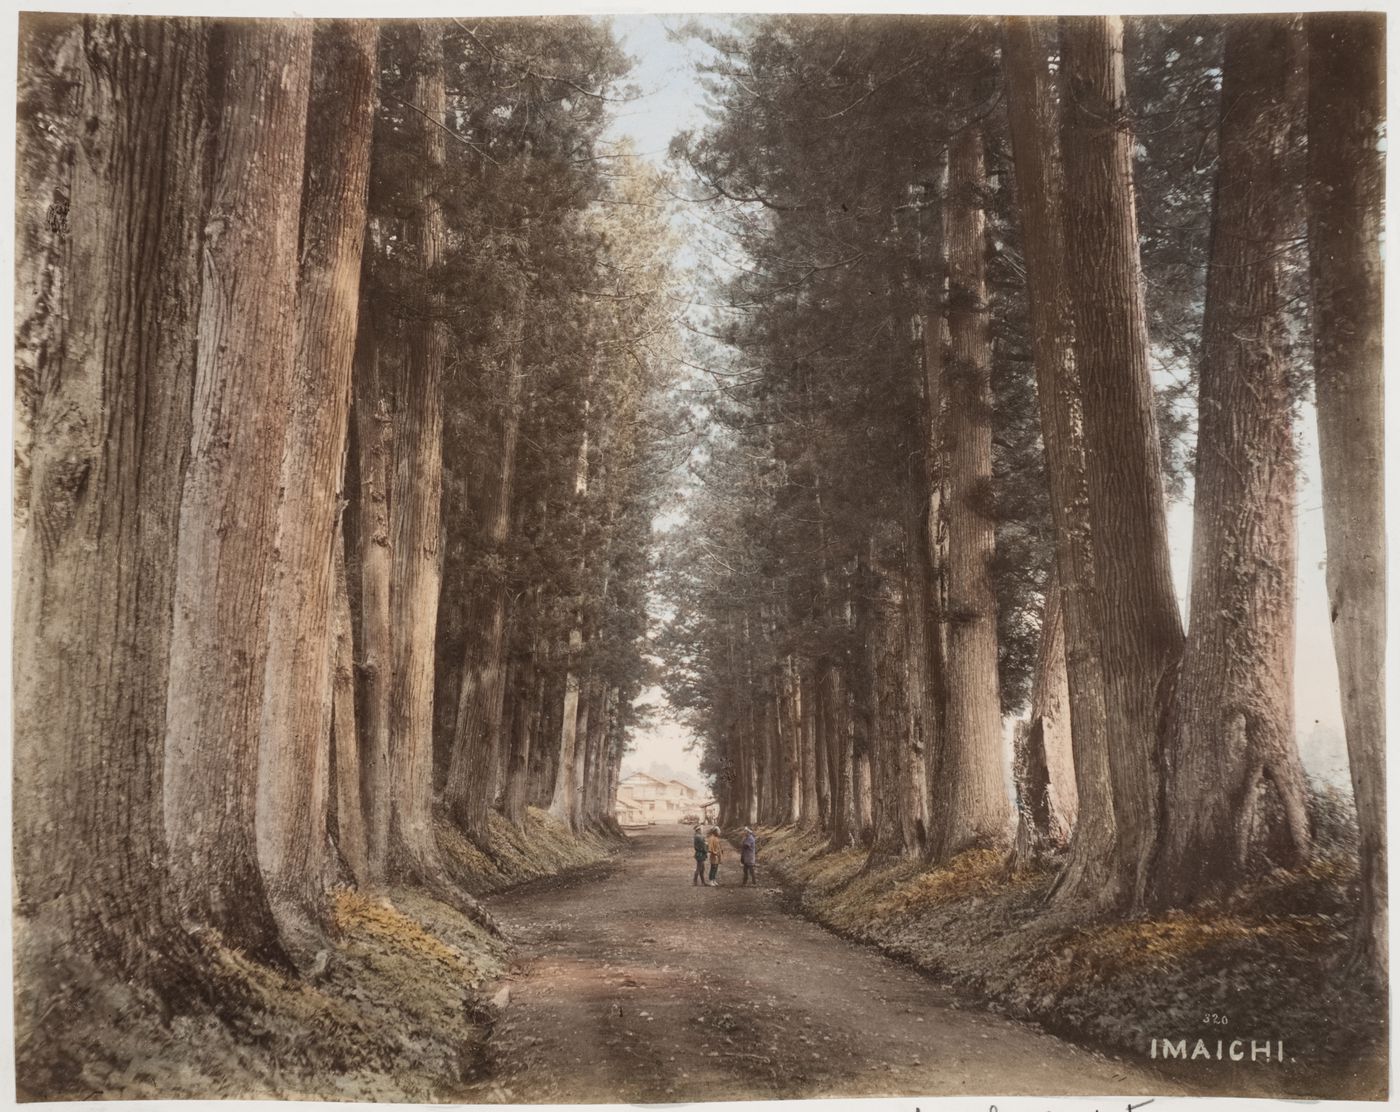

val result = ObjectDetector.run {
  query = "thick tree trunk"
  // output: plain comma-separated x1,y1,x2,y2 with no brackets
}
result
799,664,820,828
573,678,596,824
1002,16,1117,908
1009,575,1079,868
549,394,593,828
1153,17,1310,907
854,749,875,844
918,153,951,831
162,20,312,963
900,493,935,850
256,19,377,959
331,524,369,883
927,123,1009,864
13,15,208,1021
384,22,450,881
499,658,531,826
532,672,564,809
444,325,526,840
783,657,803,823
822,663,855,848
1058,16,1185,908
1305,11,1387,982
549,628,586,825
810,666,832,830
353,284,393,884
743,694,761,825
853,544,886,846
584,684,614,826
875,579,916,856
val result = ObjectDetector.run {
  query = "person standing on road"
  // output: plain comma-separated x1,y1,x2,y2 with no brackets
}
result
692,825,708,886
740,827,757,886
706,827,723,886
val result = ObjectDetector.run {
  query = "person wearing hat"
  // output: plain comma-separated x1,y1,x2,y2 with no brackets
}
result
692,825,708,886
739,826,758,886
705,826,723,886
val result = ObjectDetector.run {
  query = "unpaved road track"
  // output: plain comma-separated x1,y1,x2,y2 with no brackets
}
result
467,827,1184,1103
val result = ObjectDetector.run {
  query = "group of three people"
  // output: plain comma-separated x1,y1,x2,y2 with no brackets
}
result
693,825,757,886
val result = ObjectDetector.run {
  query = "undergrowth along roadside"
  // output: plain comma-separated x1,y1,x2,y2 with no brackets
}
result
747,822,1387,1102
16,808,623,1102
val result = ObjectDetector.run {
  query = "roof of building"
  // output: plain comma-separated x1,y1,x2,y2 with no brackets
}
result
619,771,669,786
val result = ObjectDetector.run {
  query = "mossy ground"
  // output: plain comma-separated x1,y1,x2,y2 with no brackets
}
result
16,807,621,1101
751,824,1387,1100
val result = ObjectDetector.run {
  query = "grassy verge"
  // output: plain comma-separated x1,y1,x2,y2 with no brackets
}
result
751,823,1386,1101
17,807,621,1101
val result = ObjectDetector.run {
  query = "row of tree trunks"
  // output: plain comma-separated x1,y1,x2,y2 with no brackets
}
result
673,16,1381,1008
17,15,675,1015
256,19,378,961
1001,16,1117,908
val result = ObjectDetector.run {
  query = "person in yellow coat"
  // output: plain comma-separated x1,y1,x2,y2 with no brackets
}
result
705,827,723,886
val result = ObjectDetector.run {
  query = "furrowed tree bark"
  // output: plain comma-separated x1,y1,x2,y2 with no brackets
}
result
373,25,501,937
14,16,83,562
877,563,920,857
331,523,369,883
14,14,208,1025
901,470,936,851
821,660,854,847
501,592,542,825
353,276,393,885
162,19,312,963
571,678,595,825
1305,11,1387,982
549,389,593,829
1002,15,1117,908
256,18,377,960
853,542,886,847
1009,574,1078,868
384,21,450,880
783,656,804,823
584,684,614,826
810,665,832,830
444,317,527,841
532,671,564,809
549,630,586,825
1153,17,1310,908
799,663,820,828
927,123,1010,864
1058,15,1185,908
918,164,951,838
499,658,531,825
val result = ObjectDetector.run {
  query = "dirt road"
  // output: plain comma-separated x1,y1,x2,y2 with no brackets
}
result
468,826,1184,1103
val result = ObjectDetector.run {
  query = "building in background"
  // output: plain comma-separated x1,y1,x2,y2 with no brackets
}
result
615,771,705,826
